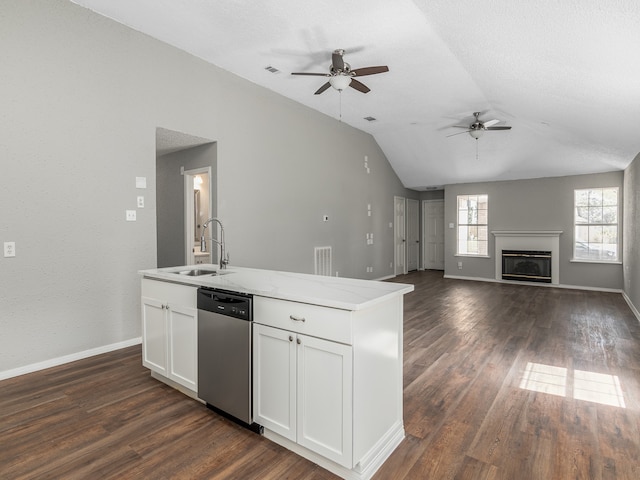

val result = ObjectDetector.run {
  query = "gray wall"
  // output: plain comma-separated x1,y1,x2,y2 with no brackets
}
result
0,0,412,374
444,172,624,289
624,154,640,312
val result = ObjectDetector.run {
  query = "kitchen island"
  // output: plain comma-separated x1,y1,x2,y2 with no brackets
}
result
139,265,413,480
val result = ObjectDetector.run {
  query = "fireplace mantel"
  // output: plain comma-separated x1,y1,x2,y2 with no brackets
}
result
492,231,563,284
492,230,563,237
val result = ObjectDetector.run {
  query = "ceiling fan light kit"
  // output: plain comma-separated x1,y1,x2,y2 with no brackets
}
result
292,48,389,96
329,75,352,91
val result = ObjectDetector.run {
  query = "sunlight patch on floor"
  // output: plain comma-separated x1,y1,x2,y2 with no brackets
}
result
519,362,626,408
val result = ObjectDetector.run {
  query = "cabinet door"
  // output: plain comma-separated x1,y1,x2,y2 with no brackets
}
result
167,304,198,391
253,324,296,441
297,334,353,468
141,296,168,376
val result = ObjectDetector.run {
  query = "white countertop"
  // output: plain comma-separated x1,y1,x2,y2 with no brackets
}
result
139,265,414,311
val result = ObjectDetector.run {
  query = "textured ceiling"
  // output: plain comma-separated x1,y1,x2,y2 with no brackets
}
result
71,0,640,189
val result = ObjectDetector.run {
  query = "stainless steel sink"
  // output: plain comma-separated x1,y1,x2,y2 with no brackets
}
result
177,269,220,276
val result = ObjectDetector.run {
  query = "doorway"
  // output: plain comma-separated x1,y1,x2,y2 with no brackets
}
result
394,196,406,275
184,167,212,265
407,199,420,271
423,199,445,270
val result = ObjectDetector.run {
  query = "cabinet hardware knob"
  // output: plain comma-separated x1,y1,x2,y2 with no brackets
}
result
296,338,301,345
289,335,293,342
289,315,306,322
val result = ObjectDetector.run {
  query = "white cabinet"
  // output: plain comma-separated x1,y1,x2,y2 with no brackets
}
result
253,323,353,467
141,279,198,392
253,295,405,479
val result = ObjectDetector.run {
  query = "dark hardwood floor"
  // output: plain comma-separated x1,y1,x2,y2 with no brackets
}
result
2,271,639,479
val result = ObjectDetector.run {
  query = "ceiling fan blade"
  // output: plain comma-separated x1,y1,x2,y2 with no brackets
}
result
452,125,471,129
349,79,370,93
291,72,329,76
486,126,512,130
483,119,500,128
332,51,345,71
446,130,471,137
314,82,331,95
352,66,389,77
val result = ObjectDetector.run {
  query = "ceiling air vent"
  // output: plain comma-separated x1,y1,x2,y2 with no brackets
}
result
364,116,377,122
264,65,280,74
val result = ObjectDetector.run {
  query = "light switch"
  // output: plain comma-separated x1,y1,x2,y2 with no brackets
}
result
135,177,147,189
449,223,455,229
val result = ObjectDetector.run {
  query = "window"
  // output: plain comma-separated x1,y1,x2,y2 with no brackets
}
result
574,187,619,262
457,194,488,256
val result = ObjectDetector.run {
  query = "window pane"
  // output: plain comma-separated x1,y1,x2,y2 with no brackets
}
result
478,226,488,241
575,225,588,243
588,206,603,224
478,240,488,256
575,206,589,224
588,189,603,206
458,195,468,210
602,206,617,224
478,209,488,224
602,225,617,244
575,189,589,206
458,209,468,224
588,225,603,243
602,188,618,206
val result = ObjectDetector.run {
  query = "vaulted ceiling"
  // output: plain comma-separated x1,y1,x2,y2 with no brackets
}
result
71,0,640,190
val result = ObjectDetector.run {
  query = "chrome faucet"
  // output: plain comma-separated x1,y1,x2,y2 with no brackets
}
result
200,218,229,269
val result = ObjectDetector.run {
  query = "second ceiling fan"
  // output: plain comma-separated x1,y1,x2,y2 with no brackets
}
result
447,111,512,139
291,49,389,95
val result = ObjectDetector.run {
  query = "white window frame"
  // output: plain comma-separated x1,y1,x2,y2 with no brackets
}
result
456,194,489,257
573,187,619,263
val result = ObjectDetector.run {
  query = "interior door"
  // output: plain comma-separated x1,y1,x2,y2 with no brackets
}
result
394,196,406,275
423,199,445,270
407,199,419,271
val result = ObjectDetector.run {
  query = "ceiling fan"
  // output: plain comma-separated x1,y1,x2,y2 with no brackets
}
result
291,49,389,95
447,112,512,139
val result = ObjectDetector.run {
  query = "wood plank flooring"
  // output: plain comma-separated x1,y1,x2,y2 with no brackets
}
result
2,271,640,479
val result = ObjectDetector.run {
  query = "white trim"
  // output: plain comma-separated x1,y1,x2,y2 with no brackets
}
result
444,274,622,293
622,291,640,323
491,230,563,237
0,337,142,381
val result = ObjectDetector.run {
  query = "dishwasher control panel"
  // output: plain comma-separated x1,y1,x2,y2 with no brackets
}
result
197,288,252,321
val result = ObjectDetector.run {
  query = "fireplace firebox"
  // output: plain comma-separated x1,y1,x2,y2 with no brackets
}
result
502,250,552,283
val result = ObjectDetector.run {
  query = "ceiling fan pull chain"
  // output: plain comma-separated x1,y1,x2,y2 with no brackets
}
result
339,90,342,122
476,138,479,161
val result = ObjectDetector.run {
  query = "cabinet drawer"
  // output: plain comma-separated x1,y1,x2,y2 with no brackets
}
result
254,296,352,344
142,279,197,308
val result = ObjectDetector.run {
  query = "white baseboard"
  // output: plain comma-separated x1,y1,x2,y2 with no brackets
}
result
443,274,623,293
622,291,640,323
0,337,142,381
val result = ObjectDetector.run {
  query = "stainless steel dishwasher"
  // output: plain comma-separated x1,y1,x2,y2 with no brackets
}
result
197,287,261,432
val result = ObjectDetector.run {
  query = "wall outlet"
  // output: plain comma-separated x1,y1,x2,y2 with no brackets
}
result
449,223,455,229
4,241,16,257
137,196,145,208
126,210,137,221
458,261,463,270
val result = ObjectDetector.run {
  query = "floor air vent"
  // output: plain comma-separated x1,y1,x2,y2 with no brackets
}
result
314,246,332,276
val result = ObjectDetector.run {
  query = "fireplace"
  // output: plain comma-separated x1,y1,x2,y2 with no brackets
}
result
502,250,552,283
